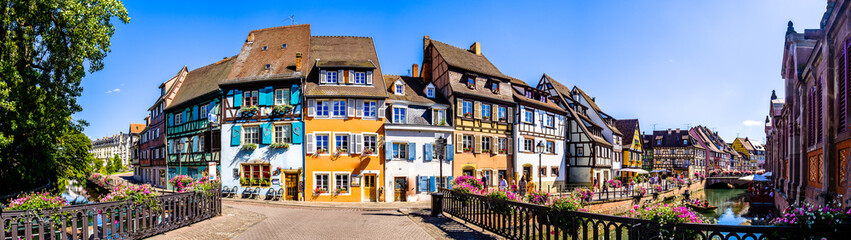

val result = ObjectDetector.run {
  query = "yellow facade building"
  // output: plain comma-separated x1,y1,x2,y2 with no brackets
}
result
303,36,388,202
615,119,643,177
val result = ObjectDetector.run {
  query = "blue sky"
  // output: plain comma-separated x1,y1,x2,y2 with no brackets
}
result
77,0,826,143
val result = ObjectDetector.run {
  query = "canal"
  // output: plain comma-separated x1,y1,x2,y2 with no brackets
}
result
690,188,776,225
60,179,104,205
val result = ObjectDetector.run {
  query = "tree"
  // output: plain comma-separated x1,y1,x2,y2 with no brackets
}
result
0,0,129,195
92,158,104,173
105,156,114,174
111,154,122,173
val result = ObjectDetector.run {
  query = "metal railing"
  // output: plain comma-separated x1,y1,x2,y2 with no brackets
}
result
1,189,221,240
437,188,847,240
544,179,690,203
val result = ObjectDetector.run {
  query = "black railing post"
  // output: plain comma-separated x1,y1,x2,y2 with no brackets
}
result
431,192,443,217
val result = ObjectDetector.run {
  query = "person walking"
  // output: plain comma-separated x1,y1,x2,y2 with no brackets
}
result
519,175,527,196
499,176,508,191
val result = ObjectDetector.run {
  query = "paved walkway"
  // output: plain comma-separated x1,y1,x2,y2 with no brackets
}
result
146,199,501,240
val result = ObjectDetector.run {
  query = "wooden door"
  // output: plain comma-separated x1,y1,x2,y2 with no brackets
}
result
285,174,298,200
394,177,407,202
364,175,377,202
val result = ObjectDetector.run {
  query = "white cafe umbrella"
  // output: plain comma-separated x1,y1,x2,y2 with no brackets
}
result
738,174,770,182
618,169,650,174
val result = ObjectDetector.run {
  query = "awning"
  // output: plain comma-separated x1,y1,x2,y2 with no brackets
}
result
617,169,649,174
762,172,772,177
738,174,770,182
650,169,671,173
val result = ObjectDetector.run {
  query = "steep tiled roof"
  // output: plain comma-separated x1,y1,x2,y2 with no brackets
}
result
129,123,146,134
652,129,693,148
223,24,311,84
427,38,506,79
383,75,448,105
167,57,236,110
572,86,621,135
614,119,639,146
736,138,755,151
512,87,565,114
304,36,387,98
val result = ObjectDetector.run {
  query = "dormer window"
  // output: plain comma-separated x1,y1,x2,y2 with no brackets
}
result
525,91,532,98
264,64,271,70
326,71,337,83
262,46,268,51
491,82,499,93
281,44,287,48
466,78,475,89
426,85,435,98
395,83,404,95
354,72,366,84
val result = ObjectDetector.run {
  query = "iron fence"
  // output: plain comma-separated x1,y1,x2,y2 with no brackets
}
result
437,188,846,240
1,189,221,240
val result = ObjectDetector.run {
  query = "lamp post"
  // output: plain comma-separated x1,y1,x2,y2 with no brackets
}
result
536,140,544,192
177,140,184,177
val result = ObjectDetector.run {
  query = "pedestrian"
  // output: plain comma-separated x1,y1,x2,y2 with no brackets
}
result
499,176,508,191
511,180,518,193
481,172,488,190
519,175,527,195
526,178,536,193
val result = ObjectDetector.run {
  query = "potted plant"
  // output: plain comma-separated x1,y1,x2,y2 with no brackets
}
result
239,105,259,118
498,149,507,154
334,148,347,156
482,115,490,121
363,147,374,155
240,178,249,186
317,148,328,154
498,117,507,122
464,112,472,118
241,143,257,151
439,119,447,126
272,105,294,116
270,142,289,149
463,147,472,152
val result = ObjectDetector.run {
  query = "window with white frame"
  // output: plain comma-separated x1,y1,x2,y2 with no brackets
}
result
316,101,329,117
334,134,349,154
275,125,291,143
363,101,376,118
334,173,350,193
546,141,555,154
354,72,366,84
462,135,473,152
498,138,507,154
274,88,290,105
326,71,338,84
200,104,209,119
392,142,408,159
244,90,259,106
363,134,377,154
462,101,473,117
315,134,329,154
393,107,406,123
432,143,438,159
433,109,446,126
244,126,259,144
314,173,329,193
545,114,554,128
498,106,507,121
426,86,435,98
332,100,346,116
482,104,491,120
523,109,534,123
175,113,183,125
395,83,404,95
482,136,491,153
524,139,534,152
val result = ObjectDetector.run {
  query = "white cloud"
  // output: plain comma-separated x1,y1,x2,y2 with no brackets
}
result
742,120,762,127
105,88,121,94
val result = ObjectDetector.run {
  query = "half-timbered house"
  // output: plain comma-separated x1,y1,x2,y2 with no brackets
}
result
614,119,643,178
650,129,702,177
139,67,186,188
421,37,515,187
572,87,621,185
219,25,308,201
512,78,566,191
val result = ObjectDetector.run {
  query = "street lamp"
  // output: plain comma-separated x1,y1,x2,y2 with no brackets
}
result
536,140,544,192
177,139,185,177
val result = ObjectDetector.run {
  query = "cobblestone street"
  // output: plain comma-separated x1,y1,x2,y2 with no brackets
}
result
147,199,499,240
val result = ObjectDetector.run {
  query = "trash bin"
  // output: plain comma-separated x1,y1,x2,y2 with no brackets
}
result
431,192,443,217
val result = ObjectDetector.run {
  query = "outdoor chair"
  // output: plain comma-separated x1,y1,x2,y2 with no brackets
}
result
221,186,231,197
231,186,238,197
242,187,254,198
250,187,260,199
274,188,284,200
265,188,275,200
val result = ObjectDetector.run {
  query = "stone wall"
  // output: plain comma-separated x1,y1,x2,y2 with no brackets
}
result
583,181,705,215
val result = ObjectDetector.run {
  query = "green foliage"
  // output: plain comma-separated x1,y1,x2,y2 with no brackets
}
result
92,158,105,173
0,0,129,195
111,154,123,172
105,156,114,174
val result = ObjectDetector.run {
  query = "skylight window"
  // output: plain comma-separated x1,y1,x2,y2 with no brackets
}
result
264,64,271,70
262,46,268,51
282,44,287,48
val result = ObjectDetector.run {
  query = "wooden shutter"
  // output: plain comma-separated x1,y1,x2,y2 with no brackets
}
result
377,100,386,119
456,98,463,117
291,122,303,144
508,137,513,152
518,136,524,152
347,99,356,117
349,133,356,154
338,70,344,83
356,99,364,117
424,143,433,161
233,90,243,107
354,134,363,154
474,135,482,153
429,176,436,192
366,71,373,85
290,84,300,105
261,123,273,145
447,144,454,161
418,176,429,192
492,105,499,121
307,99,316,117
320,70,327,84
456,134,463,152
474,101,482,119
306,133,314,154
385,142,394,160
231,125,242,146
349,70,355,84
507,107,513,123
408,142,416,161
492,137,498,155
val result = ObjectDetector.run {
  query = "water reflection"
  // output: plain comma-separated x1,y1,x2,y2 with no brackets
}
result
691,189,775,225
60,179,100,205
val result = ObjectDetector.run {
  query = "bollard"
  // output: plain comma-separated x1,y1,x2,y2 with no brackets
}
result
431,192,443,217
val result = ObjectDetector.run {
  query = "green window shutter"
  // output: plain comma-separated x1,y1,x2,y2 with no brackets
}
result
167,113,174,126
261,123,273,145
233,90,243,107
290,84,300,105
231,125,242,146
193,105,199,121
291,121,303,144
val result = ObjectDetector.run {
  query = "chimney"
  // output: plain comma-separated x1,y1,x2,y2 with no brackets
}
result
295,52,303,72
412,64,419,78
469,42,481,55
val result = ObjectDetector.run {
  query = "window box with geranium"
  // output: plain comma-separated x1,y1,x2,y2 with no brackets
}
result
497,149,507,154
482,115,490,121
498,117,507,122
313,187,327,195
463,112,472,118
239,105,259,118
317,148,328,154
363,148,374,155
241,143,257,151
272,105,293,116
335,187,348,195
463,147,472,152
269,142,289,149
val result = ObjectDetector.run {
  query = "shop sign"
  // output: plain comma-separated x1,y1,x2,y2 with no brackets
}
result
351,174,362,187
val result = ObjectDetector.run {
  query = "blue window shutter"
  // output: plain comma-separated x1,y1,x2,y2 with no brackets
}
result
447,176,453,188
291,121,303,144
261,86,273,106
418,176,428,193
231,125,241,146
167,113,173,126
193,105,199,120
446,144,454,161
408,142,416,161
385,142,393,161
290,84,300,105
261,123,272,145
193,137,199,152
233,90,243,107
429,176,436,192
258,88,267,106
424,143,432,161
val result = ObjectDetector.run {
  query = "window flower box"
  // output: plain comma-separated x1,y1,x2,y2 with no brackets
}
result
463,147,472,152
482,149,491,153
438,119,447,126
313,187,327,195
317,148,328,154
498,149,507,154
335,187,348,195
498,117,507,122
239,105,259,118
241,143,257,151
363,148,374,155
269,142,289,149
272,105,293,116
464,112,472,118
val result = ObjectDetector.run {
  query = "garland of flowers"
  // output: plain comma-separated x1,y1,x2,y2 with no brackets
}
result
3,192,68,211
179,177,221,196
575,188,594,201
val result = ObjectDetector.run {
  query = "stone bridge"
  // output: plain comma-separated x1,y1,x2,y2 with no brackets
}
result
705,176,753,189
